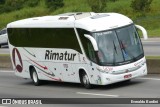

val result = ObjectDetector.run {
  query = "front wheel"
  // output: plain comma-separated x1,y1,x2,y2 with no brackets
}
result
81,72,92,89
31,68,41,86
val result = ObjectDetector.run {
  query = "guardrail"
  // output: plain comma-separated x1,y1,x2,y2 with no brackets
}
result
0,56,159,74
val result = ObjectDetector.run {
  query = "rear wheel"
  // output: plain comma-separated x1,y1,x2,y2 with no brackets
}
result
31,68,41,86
80,72,92,89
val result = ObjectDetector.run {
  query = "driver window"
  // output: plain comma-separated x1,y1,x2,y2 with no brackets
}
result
77,28,97,63
87,42,97,62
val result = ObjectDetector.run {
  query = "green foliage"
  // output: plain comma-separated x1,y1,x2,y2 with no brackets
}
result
0,0,40,13
0,0,5,4
45,0,64,11
5,0,25,10
0,0,25,13
24,0,39,7
109,0,118,2
131,0,153,12
87,0,107,12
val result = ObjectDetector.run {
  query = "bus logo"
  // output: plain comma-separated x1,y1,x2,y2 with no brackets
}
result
12,48,23,73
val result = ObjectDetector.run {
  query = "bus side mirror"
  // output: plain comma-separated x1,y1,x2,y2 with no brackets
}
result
84,34,98,51
135,25,148,40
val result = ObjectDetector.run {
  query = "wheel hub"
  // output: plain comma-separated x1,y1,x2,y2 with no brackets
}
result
33,72,38,83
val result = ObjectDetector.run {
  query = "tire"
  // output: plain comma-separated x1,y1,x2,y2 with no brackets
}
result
31,68,41,86
81,72,92,89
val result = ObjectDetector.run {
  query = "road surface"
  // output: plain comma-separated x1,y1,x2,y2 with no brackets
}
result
0,70,159,107
0,71,158,98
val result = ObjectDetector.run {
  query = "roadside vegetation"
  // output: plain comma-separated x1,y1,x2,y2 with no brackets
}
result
146,56,160,59
0,0,160,37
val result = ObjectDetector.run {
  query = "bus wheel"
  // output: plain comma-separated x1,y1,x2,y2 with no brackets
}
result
31,68,41,86
81,72,92,89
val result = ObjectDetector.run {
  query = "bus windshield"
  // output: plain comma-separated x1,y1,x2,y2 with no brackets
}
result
92,25,144,66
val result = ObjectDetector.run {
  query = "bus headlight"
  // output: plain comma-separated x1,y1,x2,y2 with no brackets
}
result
96,67,109,74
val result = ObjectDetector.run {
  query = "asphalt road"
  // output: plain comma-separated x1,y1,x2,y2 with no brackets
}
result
0,48,9,54
0,39,159,56
0,71,158,98
0,70,160,107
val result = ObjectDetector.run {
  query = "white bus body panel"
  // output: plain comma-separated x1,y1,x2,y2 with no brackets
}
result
9,44,102,84
75,13,133,32
9,43,147,85
99,57,147,85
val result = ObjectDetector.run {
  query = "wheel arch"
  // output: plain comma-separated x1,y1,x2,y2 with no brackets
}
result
29,65,40,79
78,67,92,84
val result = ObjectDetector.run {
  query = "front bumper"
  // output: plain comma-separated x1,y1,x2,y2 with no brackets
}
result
100,63,147,85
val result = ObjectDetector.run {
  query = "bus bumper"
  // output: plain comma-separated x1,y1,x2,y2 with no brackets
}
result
100,64,147,85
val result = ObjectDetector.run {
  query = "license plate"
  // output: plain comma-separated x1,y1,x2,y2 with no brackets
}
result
124,74,132,79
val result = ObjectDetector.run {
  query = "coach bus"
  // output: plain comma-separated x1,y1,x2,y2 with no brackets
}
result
7,12,148,88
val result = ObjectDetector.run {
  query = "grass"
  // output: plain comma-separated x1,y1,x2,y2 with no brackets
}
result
52,0,91,15
0,0,160,37
0,0,49,29
0,54,10,56
147,29,160,37
146,56,160,59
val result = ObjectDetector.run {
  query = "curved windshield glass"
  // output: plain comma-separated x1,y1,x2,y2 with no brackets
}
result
92,25,144,66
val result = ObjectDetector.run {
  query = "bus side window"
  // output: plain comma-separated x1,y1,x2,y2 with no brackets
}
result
87,43,97,62
77,28,97,63
7,28,82,53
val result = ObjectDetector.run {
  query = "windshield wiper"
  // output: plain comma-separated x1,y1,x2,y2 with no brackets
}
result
113,41,117,54
113,40,117,65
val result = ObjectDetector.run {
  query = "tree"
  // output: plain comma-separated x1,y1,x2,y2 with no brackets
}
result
25,0,39,7
131,0,153,12
0,0,5,4
109,0,118,2
5,0,25,10
0,0,40,13
45,0,64,11
87,0,107,12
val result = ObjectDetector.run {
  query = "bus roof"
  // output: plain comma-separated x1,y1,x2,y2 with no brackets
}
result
7,12,133,32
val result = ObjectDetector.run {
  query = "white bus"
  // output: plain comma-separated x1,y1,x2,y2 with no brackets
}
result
7,12,148,88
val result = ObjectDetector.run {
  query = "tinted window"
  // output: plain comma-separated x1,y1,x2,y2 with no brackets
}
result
7,28,82,53
77,28,97,63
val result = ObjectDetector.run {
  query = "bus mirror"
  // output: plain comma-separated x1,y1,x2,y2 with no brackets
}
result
84,34,98,51
135,25,148,40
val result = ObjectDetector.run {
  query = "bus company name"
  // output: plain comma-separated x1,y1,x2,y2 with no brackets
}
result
45,50,76,61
